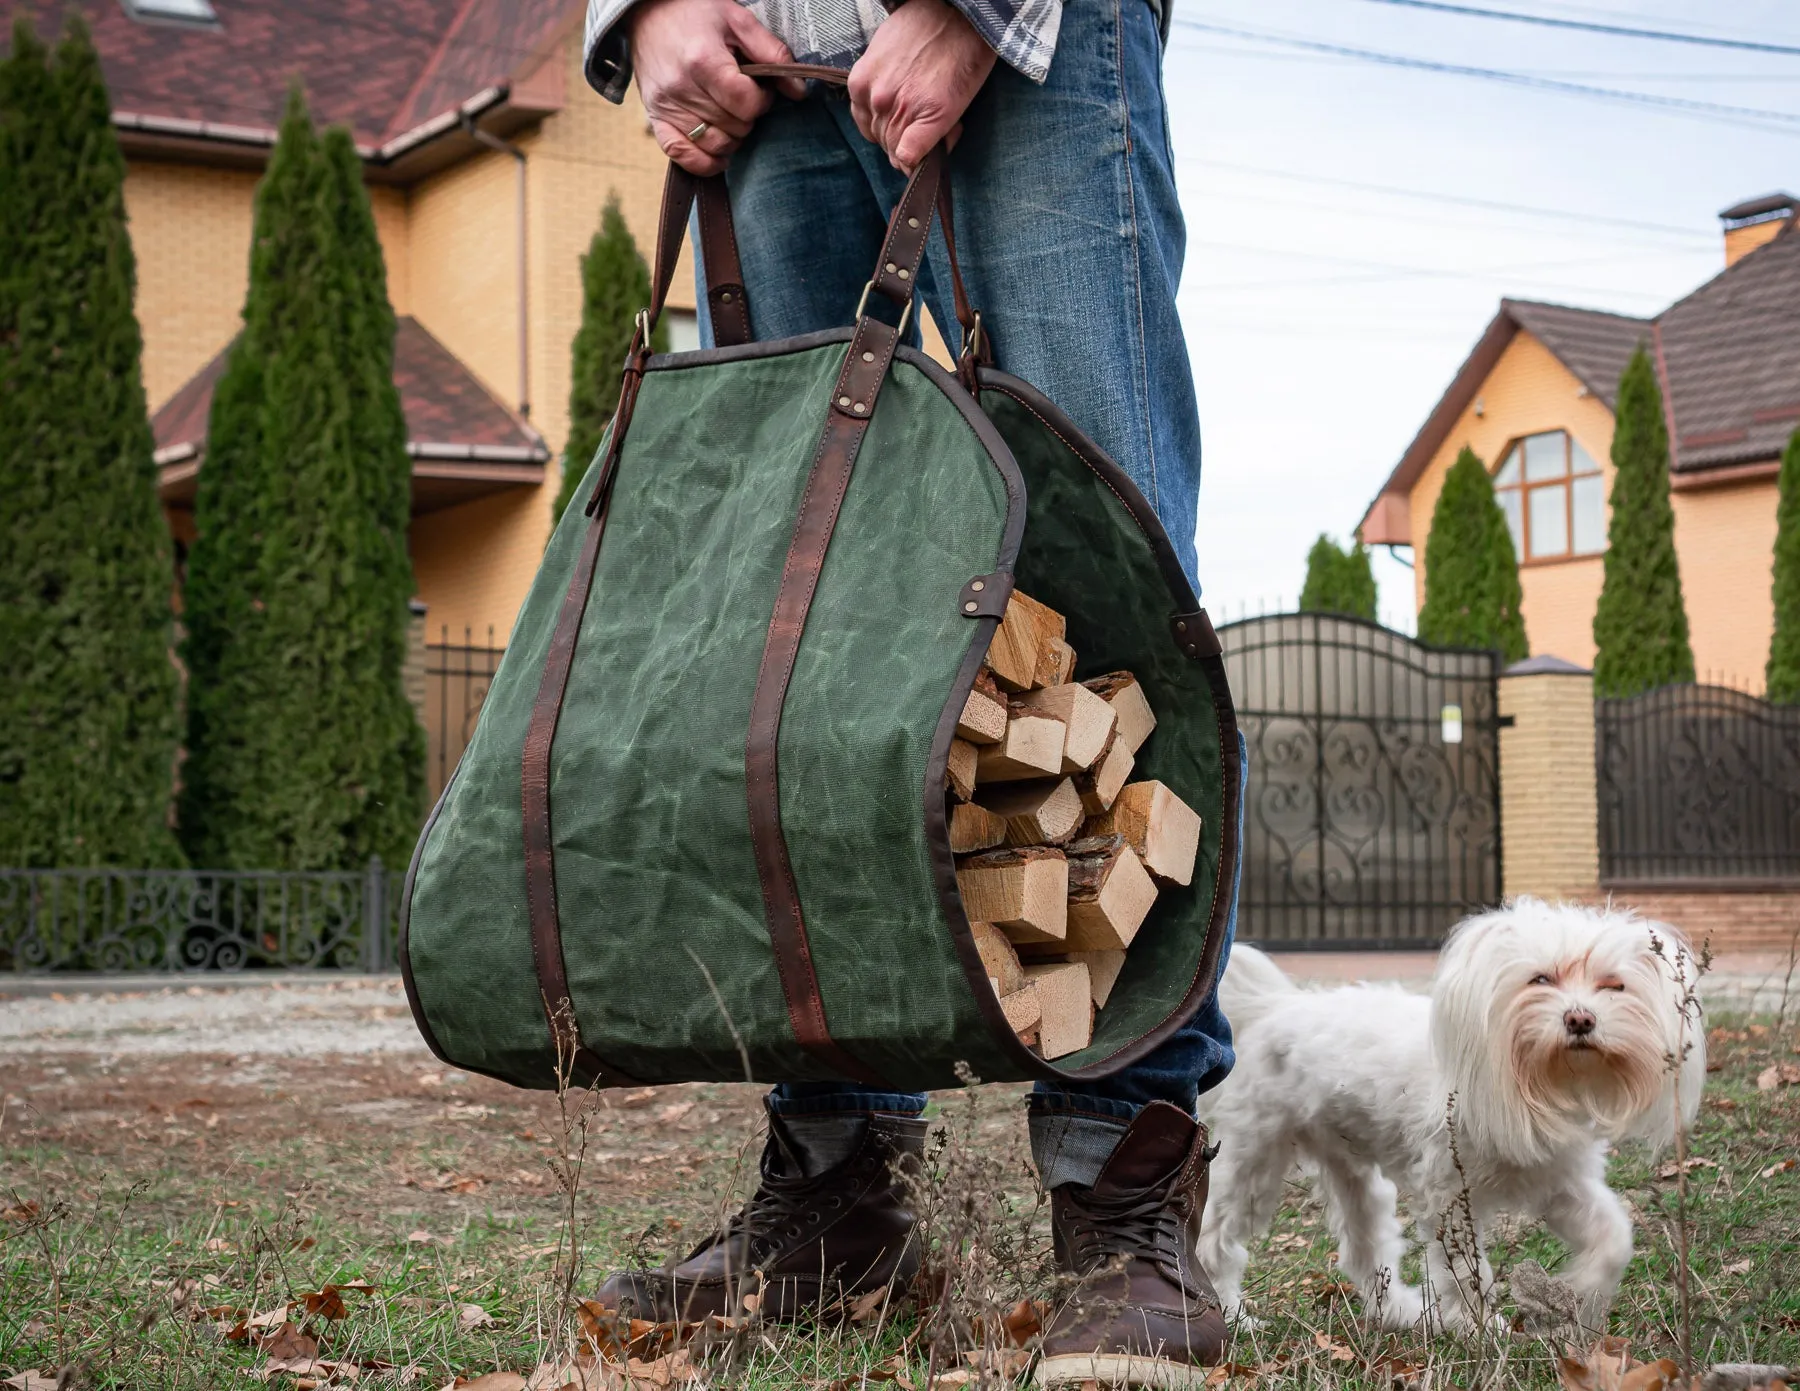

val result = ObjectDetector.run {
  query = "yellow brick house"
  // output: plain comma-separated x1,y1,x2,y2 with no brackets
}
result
22,0,700,649
1360,194,1800,687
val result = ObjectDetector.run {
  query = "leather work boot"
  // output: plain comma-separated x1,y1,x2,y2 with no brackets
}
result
591,1104,926,1323
1033,1102,1228,1387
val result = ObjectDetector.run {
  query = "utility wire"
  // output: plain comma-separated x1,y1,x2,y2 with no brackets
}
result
1172,17,1800,132
1346,0,1800,57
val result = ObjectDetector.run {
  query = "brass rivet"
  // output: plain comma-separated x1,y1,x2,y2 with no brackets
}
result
1176,620,1187,631
908,217,920,229
885,261,897,273
897,268,910,280
720,291,733,302
838,395,851,407
1188,644,1199,655
862,351,875,362
971,579,985,592
853,402,867,414
964,601,979,613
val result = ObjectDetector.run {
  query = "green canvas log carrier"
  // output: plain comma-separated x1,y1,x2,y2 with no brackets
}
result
400,65,1240,1094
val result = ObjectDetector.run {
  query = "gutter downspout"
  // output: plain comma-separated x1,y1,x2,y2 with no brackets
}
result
462,113,529,420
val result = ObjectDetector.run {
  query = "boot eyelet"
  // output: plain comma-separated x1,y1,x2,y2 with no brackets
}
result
808,1211,821,1224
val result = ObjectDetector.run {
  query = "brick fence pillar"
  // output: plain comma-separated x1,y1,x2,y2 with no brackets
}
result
1498,655,1600,902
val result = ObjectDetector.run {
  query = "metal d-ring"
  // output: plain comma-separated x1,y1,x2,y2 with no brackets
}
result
853,279,914,338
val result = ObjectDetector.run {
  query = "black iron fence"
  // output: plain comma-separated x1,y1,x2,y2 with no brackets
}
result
426,628,504,800
1219,613,1504,950
0,861,404,974
1597,683,1800,885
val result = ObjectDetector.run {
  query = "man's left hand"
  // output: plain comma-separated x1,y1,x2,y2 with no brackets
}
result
848,0,996,173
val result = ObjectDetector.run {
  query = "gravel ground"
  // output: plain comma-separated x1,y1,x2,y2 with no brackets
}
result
0,976,425,1057
0,949,1790,1059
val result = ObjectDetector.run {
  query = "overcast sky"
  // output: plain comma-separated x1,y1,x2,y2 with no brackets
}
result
1162,0,1800,630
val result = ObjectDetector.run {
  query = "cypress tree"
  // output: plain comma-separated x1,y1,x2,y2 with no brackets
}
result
0,16,183,867
1299,534,1377,620
553,194,665,523
1764,428,1800,702
1592,347,1694,697
180,90,423,870
1417,446,1528,661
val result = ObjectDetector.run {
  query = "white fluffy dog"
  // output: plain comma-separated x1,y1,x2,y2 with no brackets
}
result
1198,899,1705,1333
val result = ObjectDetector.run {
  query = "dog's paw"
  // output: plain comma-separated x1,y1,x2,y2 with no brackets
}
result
1223,1303,1262,1332
1372,1285,1426,1330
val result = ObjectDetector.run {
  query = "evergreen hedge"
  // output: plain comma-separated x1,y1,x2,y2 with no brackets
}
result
1298,534,1377,620
1765,428,1800,703
179,91,424,870
1592,347,1694,697
0,17,184,868
1417,446,1528,661
554,195,665,523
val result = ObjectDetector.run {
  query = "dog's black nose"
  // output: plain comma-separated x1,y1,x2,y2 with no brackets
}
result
1564,1007,1596,1037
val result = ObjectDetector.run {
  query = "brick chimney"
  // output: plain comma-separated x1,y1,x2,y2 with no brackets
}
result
1720,192,1797,267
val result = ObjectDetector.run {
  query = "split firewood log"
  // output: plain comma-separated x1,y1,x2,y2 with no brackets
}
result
972,920,1025,995
976,777,1084,846
1025,960,1092,1059
1035,636,1077,689
947,738,979,801
1063,834,1158,951
984,591,1066,692
1082,672,1157,754
956,670,1008,746
1014,683,1117,773
1087,780,1201,886
955,846,1067,944
1067,949,1126,1008
1000,982,1042,1039
949,802,1009,854
976,709,1065,782
1073,729,1134,816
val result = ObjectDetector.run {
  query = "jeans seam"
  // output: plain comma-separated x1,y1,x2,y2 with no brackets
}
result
1115,0,1159,515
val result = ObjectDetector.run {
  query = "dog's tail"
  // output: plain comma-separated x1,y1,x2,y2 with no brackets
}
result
1216,944,1298,1035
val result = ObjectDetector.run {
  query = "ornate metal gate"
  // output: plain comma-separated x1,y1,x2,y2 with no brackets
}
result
1218,614,1503,949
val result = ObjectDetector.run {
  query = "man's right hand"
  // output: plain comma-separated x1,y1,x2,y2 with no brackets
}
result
628,0,806,175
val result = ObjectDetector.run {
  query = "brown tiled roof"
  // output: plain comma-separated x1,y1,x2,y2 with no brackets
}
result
1503,300,1649,410
1657,224,1800,473
1361,217,1800,541
152,316,547,460
13,0,575,153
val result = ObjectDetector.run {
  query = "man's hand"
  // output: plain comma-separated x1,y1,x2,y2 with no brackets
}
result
629,0,806,175
848,0,995,173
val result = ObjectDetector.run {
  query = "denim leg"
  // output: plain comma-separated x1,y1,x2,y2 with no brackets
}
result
694,0,1238,1156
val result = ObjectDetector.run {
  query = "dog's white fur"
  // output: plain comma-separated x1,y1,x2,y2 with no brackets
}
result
1197,898,1704,1332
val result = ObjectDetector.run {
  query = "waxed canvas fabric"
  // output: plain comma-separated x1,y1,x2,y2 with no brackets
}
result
400,333,1235,1092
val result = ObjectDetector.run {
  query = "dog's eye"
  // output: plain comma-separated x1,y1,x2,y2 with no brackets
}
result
1529,973,1553,986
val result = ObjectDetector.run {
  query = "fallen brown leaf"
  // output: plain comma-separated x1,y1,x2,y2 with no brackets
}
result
261,1321,322,1363
1761,1159,1796,1179
1,1201,42,1223
449,1376,529,1391
1723,1258,1754,1276
2,1372,60,1391
458,1304,496,1331
1756,1063,1800,1091
1001,1298,1049,1346
1656,1157,1719,1180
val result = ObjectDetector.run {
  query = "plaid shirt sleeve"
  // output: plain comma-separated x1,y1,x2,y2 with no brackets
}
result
583,0,1061,104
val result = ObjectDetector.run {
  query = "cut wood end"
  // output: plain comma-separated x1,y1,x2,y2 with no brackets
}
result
1075,735,1134,816
976,776,1084,846
947,738,978,802
1068,949,1127,1008
972,920,1025,995
1083,671,1156,753
956,684,1008,746
1090,780,1201,886
1025,960,1093,1059
976,713,1065,782
1000,981,1042,1035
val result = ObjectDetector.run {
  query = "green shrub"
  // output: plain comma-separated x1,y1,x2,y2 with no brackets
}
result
554,195,666,524
179,90,423,870
0,16,183,867
1417,446,1528,661
1299,534,1377,620
1592,347,1694,697
1767,428,1800,703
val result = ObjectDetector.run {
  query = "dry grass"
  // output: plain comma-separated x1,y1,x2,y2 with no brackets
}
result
2,1017,1796,1388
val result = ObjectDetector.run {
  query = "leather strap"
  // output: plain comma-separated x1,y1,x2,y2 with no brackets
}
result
698,177,751,346
741,148,947,1085
522,465,640,1090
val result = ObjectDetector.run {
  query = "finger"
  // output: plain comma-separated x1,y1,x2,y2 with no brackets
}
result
665,113,741,157
652,120,737,176
651,90,754,142
696,49,775,127
724,8,808,99
892,108,954,173
847,61,881,146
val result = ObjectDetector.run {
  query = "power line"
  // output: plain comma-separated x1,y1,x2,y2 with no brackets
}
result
1171,17,1800,132
1346,0,1800,57
1183,157,1715,241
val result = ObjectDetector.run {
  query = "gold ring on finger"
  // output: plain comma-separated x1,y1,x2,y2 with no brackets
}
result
687,121,710,141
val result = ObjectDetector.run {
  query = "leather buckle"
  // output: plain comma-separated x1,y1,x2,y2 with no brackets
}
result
853,279,914,336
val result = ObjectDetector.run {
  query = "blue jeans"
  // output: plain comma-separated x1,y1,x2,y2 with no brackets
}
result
699,0,1239,1183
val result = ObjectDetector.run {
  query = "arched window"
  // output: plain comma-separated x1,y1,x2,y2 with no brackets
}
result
1493,430,1606,562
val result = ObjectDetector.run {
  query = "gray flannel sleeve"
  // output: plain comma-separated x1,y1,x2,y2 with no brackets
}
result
584,0,637,104
944,0,1062,83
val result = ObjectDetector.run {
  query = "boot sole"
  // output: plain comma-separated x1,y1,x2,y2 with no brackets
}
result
1033,1352,1217,1388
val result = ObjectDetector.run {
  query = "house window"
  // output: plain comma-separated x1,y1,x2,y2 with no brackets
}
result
1493,430,1605,562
